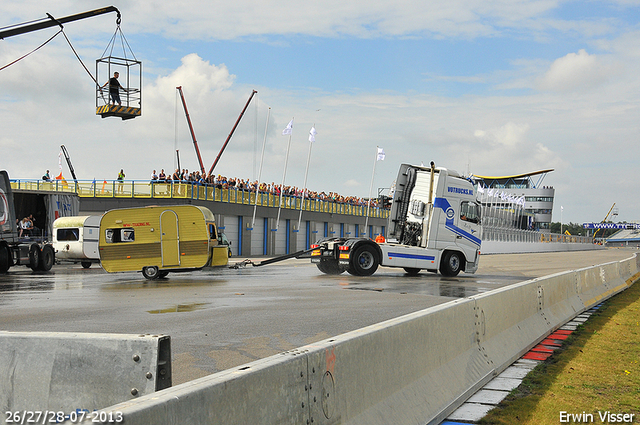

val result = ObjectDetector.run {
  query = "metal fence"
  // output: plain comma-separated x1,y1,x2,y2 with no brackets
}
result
10,179,390,219
482,226,593,244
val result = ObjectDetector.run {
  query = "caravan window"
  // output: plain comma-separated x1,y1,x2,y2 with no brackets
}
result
105,228,135,243
460,201,481,224
57,228,80,241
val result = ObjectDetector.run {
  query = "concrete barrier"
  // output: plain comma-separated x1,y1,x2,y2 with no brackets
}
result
480,240,604,254
537,271,583,328
78,254,639,425
0,332,170,422
473,279,551,372
304,299,494,425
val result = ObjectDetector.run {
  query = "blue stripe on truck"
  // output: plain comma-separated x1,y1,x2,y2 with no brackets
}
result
388,252,435,261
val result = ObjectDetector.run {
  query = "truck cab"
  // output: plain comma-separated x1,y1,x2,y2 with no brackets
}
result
310,163,481,277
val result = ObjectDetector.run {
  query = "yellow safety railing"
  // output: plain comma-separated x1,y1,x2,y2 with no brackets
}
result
11,179,390,219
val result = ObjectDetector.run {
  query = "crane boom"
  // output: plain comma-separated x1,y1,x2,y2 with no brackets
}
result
60,145,77,182
209,90,257,175
0,6,121,40
593,202,617,239
176,86,206,175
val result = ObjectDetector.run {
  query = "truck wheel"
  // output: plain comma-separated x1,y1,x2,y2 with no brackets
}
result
350,244,379,276
142,266,160,280
81,261,92,269
38,245,55,271
0,245,9,273
29,244,41,271
316,259,345,275
403,267,421,276
440,251,462,277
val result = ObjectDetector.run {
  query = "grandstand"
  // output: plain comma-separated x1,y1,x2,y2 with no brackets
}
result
472,169,555,232
605,225,640,247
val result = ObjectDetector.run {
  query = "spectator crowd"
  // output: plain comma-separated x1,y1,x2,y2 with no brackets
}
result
149,168,388,209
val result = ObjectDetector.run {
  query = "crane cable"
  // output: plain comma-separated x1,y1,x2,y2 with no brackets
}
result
0,17,127,92
60,27,107,104
61,30,98,85
0,29,62,71
100,24,136,61
0,20,97,86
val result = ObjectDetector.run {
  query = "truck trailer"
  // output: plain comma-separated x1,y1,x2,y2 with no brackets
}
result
309,163,482,276
98,205,229,279
0,170,55,273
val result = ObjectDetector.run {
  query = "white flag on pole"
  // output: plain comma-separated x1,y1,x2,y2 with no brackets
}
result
282,119,293,136
376,147,386,161
309,126,317,143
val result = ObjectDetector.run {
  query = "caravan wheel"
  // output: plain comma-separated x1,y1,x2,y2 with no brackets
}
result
142,266,160,280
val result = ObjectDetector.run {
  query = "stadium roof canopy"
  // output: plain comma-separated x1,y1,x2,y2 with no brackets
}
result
471,169,554,189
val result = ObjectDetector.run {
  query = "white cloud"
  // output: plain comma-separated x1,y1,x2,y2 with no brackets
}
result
152,54,235,102
475,121,529,148
537,49,612,92
23,0,605,42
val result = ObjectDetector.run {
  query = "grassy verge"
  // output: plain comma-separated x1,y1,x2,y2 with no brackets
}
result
478,279,640,425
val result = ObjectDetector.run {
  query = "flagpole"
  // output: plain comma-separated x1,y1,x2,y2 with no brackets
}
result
364,146,379,234
297,126,315,231
276,117,293,231
252,107,270,228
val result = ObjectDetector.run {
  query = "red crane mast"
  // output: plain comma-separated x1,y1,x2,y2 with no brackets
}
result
176,86,206,175
209,90,257,175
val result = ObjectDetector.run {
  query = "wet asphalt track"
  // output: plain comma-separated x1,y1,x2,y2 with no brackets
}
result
0,249,635,385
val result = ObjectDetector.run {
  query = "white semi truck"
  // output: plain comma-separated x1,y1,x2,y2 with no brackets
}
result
309,163,482,276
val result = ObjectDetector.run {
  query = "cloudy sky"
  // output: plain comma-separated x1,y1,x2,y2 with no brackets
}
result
1,0,639,224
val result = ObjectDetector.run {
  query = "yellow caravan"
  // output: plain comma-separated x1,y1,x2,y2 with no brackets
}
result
99,205,228,279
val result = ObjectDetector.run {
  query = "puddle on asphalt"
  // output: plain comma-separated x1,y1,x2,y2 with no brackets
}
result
345,283,482,298
147,302,210,314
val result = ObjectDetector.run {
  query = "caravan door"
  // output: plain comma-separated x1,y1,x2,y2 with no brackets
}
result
161,210,180,267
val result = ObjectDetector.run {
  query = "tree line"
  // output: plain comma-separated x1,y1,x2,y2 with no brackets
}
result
549,222,625,239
